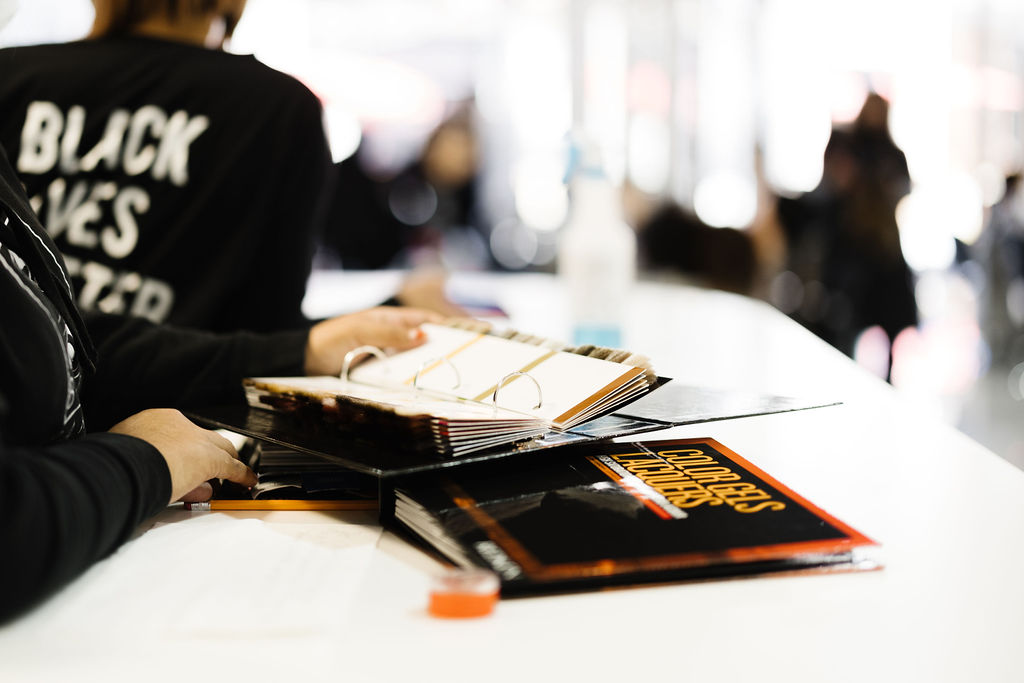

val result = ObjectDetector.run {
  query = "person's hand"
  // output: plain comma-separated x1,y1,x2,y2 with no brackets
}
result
304,306,444,376
395,268,470,318
109,409,257,503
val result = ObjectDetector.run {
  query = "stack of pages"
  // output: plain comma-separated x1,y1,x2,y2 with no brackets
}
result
244,322,656,457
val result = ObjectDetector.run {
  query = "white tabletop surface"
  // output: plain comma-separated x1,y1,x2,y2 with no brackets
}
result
2,270,1022,682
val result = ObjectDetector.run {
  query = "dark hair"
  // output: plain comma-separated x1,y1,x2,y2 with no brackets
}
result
90,0,228,38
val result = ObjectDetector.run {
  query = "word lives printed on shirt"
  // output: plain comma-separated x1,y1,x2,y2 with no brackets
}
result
17,100,209,322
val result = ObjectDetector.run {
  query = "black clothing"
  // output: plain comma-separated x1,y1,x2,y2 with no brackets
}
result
0,145,92,446
320,151,406,270
0,36,332,333
0,143,309,622
638,203,757,294
777,123,917,367
320,146,490,271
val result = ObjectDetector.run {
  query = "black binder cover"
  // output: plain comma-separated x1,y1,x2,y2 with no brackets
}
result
390,437,877,595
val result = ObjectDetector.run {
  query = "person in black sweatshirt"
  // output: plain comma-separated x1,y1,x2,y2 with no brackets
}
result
0,0,330,332
0,136,439,622
0,0,470,330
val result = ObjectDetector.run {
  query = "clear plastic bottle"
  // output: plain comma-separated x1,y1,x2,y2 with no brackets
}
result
557,141,637,348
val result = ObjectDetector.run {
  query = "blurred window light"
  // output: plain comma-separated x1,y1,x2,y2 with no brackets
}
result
693,171,756,228
946,173,985,244
627,113,670,195
762,117,829,195
973,162,1007,209
320,56,445,128
230,0,316,76
853,325,892,380
915,271,951,323
896,174,983,272
828,73,872,125
305,0,501,54
914,271,982,366
323,105,362,163
234,1,449,175
951,64,1024,113
489,218,538,270
0,0,91,46
757,0,835,195
626,60,672,117
886,5,954,187
889,326,926,393
512,155,569,232
896,191,956,272
580,0,628,183
505,8,572,145
695,0,757,222
890,317,983,398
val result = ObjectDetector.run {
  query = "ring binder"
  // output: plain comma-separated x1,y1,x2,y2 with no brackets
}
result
341,345,387,382
242,321,657,457
492,371,543,411
413,357,462,396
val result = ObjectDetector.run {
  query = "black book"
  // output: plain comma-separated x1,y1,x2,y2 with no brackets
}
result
390,437,878,595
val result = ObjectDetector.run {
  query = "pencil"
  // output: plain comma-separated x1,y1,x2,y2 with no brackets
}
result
184,499,377,511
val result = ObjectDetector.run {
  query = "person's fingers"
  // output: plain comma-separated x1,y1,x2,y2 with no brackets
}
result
395,283,470,317
305,307,449,375
368,306,444,327
205,429,240,459
357,320,430,350
395,307,446,325
216,456,258,488
180,481,214,503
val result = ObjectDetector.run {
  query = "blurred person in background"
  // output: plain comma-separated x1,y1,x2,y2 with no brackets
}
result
635,147,785,298
319,103,490,273
774,92,917,380
636,202,757,295
319,140,404,272
972,173,1024,364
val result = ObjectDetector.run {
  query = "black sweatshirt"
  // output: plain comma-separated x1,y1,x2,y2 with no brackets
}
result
0,145,309,622
0,35,332,333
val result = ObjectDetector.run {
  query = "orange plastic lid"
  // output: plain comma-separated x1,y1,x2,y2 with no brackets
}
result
428,569,500,618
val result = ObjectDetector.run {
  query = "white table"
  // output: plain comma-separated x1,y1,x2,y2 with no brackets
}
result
2,271,1022,682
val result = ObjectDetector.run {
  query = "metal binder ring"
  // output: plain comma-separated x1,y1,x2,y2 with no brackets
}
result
492,371,543,410
413,357,462,394
340,345,387,381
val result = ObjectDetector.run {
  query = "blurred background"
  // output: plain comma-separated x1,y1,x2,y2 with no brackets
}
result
3,0,1022,466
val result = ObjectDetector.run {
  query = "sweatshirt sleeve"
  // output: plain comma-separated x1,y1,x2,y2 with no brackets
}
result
0,431,171,623
81,312,310,430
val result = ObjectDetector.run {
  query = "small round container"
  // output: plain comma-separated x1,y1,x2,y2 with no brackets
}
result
428,569,500,618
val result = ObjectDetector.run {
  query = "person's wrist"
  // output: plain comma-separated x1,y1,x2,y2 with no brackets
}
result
304,319,353,376
304,327,326,375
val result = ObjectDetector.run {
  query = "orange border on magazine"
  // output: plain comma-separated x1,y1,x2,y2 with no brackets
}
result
445,437,876,582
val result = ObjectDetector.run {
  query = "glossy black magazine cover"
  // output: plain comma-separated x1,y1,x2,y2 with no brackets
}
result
393,437,878,594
